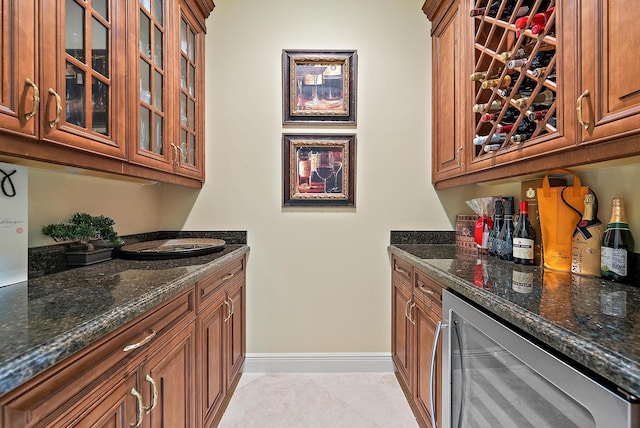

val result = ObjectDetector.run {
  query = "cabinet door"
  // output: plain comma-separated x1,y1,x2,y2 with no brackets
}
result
128,0,173,172
174,2,204,179
392,280,413,390
39,0,126,159
225,280,245,388
142,322,196,428
432,1,466,182
414,297,442,428
0,1,37,138
198,292,227,427
579,0,640,144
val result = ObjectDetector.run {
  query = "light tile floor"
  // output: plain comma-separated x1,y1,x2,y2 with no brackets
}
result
218,373,420,427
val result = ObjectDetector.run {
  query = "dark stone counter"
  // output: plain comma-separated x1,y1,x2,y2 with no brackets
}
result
389,244,640,399
0,244,250,397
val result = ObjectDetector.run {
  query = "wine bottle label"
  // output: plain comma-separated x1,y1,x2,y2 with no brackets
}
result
513,237,534,260
512,270,533,293
601,247,628,276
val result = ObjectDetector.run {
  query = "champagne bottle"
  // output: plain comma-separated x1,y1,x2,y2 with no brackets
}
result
488,198,503,257
498,197,515,261
601,198,636,283
572,192,605,276
513,201,536,264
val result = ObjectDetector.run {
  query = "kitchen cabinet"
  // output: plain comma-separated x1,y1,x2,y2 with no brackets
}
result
197,256,246,428
0,0,213,188
391,255,443,428
425,0,640,189
0,288,195,427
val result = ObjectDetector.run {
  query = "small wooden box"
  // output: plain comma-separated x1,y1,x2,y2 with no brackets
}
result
521,177,565,265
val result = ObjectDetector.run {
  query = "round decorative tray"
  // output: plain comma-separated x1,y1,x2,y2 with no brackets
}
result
118,238,226,260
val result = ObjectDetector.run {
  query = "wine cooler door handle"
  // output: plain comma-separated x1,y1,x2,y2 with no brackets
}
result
576,89,591,130
430,321,445,428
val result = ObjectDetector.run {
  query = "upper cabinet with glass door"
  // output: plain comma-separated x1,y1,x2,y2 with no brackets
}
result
40,0,127,159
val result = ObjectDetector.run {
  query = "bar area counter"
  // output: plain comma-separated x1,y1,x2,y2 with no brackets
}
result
389,243,640,400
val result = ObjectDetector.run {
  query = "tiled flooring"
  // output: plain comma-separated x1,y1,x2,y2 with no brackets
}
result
218,373,419,427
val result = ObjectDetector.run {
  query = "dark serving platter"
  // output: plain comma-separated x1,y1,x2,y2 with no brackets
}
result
117,238,226,260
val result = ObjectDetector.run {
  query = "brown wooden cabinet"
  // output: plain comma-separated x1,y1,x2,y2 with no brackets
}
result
0,0,213,188
426,0,640,189
391,255,443,428
0,253,247,428
197,256,246,428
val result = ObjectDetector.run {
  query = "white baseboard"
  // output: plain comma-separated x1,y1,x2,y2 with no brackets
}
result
243,352,394,373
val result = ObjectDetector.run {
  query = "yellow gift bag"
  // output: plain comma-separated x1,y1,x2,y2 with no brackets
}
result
537,169,588,272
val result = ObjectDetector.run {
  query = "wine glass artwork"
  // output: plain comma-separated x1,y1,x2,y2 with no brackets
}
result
329,151,343,193
309,151,333,193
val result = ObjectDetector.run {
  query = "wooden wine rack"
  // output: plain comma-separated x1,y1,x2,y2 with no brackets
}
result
471,0,558,160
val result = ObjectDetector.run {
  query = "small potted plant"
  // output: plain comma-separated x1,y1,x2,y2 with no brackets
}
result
41,213,124,266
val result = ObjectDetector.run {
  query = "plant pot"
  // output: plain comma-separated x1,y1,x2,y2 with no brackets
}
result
66,248,113,266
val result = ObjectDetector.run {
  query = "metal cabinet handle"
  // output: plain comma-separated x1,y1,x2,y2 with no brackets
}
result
429,321,445,428
394,266,409,276
123,330,157,352
420,285,435,295
47,88,62,128
176,145,184,163
222,272,234,281
145,374,158,414
24,78,40,122
170,143,178,165
457,146,463,167
408,302,416,325
130,387,144,428
576,89,591,130
224,299,232,322
404,299,411,321
229,296,235,317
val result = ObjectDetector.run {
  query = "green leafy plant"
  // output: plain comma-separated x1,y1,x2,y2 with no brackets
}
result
41,213,124,251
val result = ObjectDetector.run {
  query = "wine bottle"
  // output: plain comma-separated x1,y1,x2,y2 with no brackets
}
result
527,108,549,121
496,123,514,133
481,107,521,123
470,1,501,17
510,118,537,143
473,99,504,113
497,76,536,98
498,197,515,261
513,201,536,264
513,88,554,108
515,7,555,37
507,50,554,70
481,74,514,90
601,198,636,283
483,143,502,153
488,198,504,257
572,192,605,276
498,41,554,62
473,133,506,146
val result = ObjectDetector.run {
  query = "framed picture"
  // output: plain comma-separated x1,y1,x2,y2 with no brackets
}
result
283,134,356,207
282,50,357,125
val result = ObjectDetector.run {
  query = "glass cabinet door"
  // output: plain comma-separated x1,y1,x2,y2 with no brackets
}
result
40,0,126,158
175,4,203,179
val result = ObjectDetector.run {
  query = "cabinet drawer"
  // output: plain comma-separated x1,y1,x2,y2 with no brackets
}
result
392,256,413,286
197,257,245,310
1,288,195,428
415,269,443,312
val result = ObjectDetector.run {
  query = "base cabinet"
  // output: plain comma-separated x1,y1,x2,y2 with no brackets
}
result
0,254,247,428
391,255,443,428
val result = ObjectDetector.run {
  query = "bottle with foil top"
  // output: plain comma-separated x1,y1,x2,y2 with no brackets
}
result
601,198,635,283
571,192,604,276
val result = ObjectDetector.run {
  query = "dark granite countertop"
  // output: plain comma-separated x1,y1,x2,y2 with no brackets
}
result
0,244,249,397
389,244,640,399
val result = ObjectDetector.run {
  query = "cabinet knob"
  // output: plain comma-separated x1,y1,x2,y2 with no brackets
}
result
24,78,40,122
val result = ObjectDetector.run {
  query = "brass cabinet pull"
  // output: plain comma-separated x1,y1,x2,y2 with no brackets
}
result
420,286,435,295
123,329,157,352
408,302,416,325
130,387,144,428
224,299,232,322
404,298,411,320
394,266,409,276
176,145,184,164
47,88,62,128
170,143,178,165
229,297,235,317
145,374,158,414
457,146,463,167
222,272,234,281
24,78,40,122
576,89,591,130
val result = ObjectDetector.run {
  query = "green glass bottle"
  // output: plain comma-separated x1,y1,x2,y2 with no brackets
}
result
601,198,635,283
